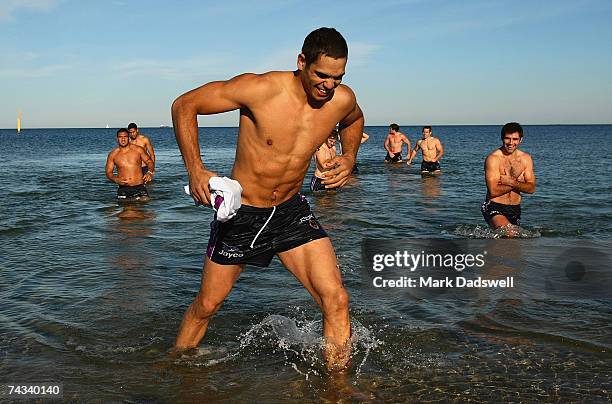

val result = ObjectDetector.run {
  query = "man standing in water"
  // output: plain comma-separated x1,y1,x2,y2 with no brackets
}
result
127,122,156,178
105,128,155,200
407,126,444,174
383,123,410,163
171,27,364,371
311,129,339,192
481,122,536,230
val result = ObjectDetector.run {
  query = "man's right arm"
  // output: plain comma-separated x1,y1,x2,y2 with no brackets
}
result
485,155,512,197
105,151,119,184
171,74,264,205
384,136,392,154
407,141,420,165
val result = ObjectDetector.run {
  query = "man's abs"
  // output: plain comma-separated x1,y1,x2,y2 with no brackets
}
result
232,163,310,207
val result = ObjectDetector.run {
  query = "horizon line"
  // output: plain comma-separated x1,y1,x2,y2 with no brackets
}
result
2,122,612,130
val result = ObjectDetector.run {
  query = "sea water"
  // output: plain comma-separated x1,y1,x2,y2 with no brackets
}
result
0,125,610,401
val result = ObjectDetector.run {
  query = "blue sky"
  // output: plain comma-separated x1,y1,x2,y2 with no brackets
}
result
1,0,611,128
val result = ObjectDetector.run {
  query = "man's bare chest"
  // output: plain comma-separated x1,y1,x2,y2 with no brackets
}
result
499,156,525,177
251,110,339,152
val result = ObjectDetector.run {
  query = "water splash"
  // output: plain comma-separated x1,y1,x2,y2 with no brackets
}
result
451,224,541,239
238,314,382,380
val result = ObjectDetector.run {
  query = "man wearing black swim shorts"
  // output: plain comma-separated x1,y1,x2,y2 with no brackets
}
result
105,128,154,201
407,126,444,173
482,122,536,231
171,27,364,372
383,123,410,163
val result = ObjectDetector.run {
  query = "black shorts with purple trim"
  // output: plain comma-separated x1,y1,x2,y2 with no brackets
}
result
206,193,328,267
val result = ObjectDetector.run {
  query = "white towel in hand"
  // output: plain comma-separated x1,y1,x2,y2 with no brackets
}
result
183,177,243,222
208,177,243,222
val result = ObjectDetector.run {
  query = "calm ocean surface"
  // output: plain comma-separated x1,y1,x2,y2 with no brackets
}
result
0,125,610,402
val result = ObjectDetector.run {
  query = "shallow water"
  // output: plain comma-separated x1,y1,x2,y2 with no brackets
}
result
0,126,610,402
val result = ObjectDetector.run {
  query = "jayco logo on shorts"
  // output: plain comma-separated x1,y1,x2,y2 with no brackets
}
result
219,245,244,259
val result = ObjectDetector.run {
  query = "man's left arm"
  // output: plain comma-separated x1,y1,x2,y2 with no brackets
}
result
403,135,411,158
433,139,444,162
322,101,364,188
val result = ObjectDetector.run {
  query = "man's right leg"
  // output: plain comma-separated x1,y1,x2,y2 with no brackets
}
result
174,258,244,350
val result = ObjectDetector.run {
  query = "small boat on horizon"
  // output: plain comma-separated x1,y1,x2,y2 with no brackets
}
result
17,111,21,134
106,124,110,129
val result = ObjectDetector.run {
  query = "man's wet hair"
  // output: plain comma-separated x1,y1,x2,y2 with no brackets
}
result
302,27,348,65
390,123,400,132
117,128,129,136
423,126,432,132
330,129,339,139
127,122,138,130
501,122,523,139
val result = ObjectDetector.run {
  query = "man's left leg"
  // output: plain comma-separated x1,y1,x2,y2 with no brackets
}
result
277,238,351,372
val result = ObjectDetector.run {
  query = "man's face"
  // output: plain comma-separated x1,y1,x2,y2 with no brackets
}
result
326,136,337,148
298,54,346,102
128,128,138,140
502,131,522,154
389,128,397,135
117,132,129,147
422,128,431,138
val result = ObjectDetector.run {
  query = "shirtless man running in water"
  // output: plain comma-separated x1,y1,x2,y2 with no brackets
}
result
105,128,155,200
407,126,444,174
482,122,536,232
311,129,338,192
384,123,410,163
171,27,364,372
